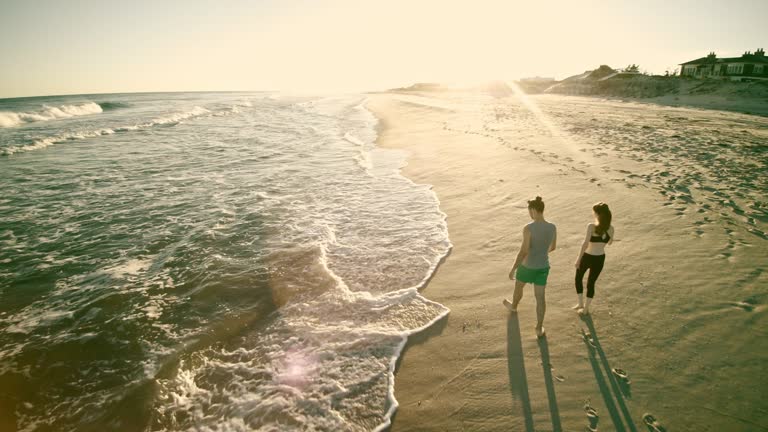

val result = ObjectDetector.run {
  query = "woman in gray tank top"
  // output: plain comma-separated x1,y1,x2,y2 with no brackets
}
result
504,196,557,337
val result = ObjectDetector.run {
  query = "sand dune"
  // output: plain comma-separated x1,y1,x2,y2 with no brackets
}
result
368,91,768,432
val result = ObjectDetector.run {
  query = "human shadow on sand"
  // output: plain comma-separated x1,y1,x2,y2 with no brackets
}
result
507,314,535,432
537,336,563,432
581,315,638,432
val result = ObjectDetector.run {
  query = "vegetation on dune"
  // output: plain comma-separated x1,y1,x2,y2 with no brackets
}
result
517,65,768,100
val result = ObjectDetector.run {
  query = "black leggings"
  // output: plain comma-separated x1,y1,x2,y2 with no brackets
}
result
575,253,605,298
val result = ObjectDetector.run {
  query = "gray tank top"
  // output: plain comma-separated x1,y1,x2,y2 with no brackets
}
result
525,221,556,269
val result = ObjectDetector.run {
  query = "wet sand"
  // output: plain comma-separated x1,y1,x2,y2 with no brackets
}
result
368,91,768,432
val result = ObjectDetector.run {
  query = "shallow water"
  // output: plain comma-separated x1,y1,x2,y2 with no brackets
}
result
0,93,451,431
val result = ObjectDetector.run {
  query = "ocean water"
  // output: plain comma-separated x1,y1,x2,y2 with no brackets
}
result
0,93,451,431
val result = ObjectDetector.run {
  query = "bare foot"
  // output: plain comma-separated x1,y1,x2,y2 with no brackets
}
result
502,298,517,312
572,304,584,310
579,308,590,316
536,327,546,338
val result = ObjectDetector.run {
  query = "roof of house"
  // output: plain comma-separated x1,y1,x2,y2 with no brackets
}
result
718,54,768,64
681,53,768,65
680,56,717,66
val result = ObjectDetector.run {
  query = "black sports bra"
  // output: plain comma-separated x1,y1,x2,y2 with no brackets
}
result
590,230,611,243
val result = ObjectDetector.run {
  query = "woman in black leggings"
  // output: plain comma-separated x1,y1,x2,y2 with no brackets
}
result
573,202,614,315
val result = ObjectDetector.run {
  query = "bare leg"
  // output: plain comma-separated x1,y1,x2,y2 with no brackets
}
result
504,280,526,312
512,280,526,309
534,284,546,336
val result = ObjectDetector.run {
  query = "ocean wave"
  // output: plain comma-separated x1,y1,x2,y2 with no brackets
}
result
123,106,211,129
97,101,132,111
152,100,453,431
0,102,103,128
155,241,450,432
1,128,117,155
1,106,219,156
0,95,453,431
346,132,374,172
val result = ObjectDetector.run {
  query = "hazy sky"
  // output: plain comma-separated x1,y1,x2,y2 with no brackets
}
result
1,0,766,98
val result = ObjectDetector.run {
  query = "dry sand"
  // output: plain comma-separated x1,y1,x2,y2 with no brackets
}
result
644,94,768,117
367,91,768,432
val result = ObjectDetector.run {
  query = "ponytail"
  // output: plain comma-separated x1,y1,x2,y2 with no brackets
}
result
593,202,612,236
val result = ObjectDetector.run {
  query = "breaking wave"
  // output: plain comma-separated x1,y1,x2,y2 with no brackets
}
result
97,101,132,111
1,106,221,155
0,93,453,431
0,102,103,128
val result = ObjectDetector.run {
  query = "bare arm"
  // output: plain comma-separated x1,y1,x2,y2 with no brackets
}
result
608,226,615,245
549,226,557,252
508,226,531,279
575,224,592,268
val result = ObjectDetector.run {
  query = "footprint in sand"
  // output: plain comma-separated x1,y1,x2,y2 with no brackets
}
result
542,362,567,382
581,329,597,350
611,368,630,384
728,299,757,312
643,413,667,432
584,400,599,431
612,368,633,397
748,227,768,240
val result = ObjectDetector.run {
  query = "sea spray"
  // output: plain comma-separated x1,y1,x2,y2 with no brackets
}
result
0,102,103,127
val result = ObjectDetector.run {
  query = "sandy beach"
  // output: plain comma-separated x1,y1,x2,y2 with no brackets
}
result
368,91,768,432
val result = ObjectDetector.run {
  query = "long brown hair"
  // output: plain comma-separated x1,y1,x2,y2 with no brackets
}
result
593,202,612,236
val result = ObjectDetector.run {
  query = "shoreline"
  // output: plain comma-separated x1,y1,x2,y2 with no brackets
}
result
367,91,598,431
367,91,768,432
369,97,456,432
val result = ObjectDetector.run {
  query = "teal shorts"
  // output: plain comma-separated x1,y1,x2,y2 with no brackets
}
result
516,265,550,286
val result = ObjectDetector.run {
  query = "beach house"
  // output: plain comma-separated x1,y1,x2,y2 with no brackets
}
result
680,49,768,81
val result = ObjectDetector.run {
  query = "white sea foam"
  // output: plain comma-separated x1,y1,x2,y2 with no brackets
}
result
156,241,450,432
1,128,116,155
149,106,210,126
106,257,153,278
0,102,103,128
115,106,211,131
346,131,374,171
4,310,74,334
1,106,221,156
0,94,452,431
151,98,453,431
